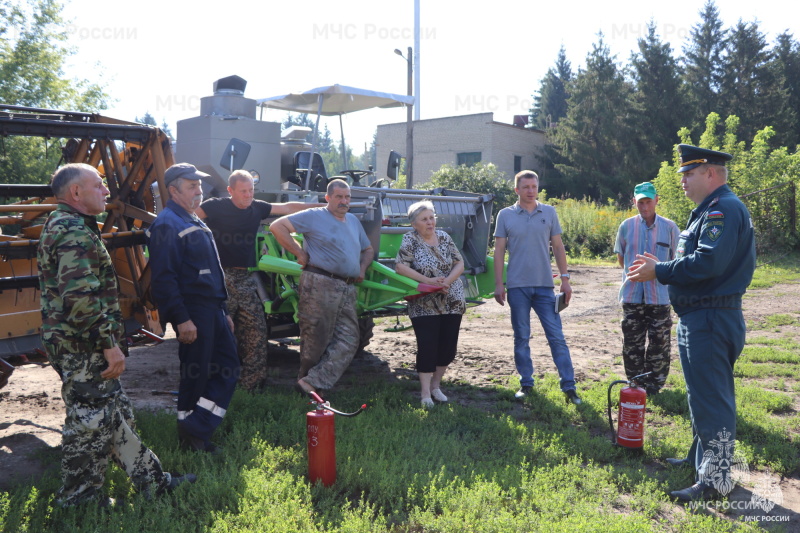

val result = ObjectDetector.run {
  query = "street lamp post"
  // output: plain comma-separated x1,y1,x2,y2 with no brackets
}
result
394,47,413,188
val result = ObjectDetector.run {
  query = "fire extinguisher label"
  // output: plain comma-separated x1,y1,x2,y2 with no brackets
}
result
621,402,644,409
618,402,645,443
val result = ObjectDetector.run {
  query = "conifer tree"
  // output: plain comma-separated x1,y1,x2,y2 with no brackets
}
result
552,34,642,200
682,1,727,130
720,20,792,143
630,20,689,173
530,46,572,130
770,32,800,147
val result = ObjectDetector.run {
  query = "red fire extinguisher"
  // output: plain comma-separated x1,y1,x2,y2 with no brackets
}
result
306,390,366,486
607,372,651,450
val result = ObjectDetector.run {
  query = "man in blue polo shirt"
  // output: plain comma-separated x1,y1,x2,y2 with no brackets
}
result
614,182,680,395
493,170,581,405
628,144,756,501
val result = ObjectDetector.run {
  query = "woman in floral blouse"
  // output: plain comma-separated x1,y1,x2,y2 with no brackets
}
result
395,200,466,408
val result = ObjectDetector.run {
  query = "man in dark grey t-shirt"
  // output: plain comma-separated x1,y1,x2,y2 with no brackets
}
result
270,179,373,393
493,170,581,405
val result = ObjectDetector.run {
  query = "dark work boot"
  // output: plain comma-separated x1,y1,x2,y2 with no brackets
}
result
0,357,14,389
166,473,197,491
665,457,690,467
669,482,718,501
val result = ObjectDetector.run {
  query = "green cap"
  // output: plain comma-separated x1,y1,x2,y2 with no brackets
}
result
634,182,657,200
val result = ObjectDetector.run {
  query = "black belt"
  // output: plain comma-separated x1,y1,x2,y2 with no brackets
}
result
304,265,357,284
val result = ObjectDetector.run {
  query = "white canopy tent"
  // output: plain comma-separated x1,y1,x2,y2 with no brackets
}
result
257,84,414,188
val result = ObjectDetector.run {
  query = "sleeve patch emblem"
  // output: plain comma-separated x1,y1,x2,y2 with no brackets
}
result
707,211,725,219
705,220,724,241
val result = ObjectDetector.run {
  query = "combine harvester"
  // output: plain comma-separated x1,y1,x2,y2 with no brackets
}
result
0,105,174,362
0,77,501,384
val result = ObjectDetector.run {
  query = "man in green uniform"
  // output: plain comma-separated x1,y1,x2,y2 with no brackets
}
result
628,145,756,501
38,163,195,507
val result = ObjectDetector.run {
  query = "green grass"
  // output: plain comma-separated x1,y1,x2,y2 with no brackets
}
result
4,256,799,531
2,363,795,531
749,252,800,289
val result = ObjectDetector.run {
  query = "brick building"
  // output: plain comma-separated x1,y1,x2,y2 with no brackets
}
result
376,112,545,185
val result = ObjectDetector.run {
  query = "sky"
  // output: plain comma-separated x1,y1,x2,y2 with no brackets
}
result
59,0,794,157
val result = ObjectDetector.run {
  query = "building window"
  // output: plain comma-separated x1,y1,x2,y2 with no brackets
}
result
514,155,522,174
457,152,481,167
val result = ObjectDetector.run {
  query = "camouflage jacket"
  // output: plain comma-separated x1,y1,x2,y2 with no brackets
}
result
37,204,124,355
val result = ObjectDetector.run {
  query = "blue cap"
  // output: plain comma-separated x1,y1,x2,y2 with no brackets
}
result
164,163,209,187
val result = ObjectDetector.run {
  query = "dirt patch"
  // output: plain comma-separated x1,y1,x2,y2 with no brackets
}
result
2,266,798,526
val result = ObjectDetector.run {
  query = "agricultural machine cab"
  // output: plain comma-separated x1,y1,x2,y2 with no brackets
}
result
335,168,378,187
289,151,328,192
387,150,402,181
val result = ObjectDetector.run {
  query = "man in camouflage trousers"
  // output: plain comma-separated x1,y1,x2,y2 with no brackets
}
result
269,180,373,394
614,182,680,394
196,170,323,391
37,163,195,507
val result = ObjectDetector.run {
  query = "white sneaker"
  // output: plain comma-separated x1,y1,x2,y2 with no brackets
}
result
421,397,435,409
431,389,448,402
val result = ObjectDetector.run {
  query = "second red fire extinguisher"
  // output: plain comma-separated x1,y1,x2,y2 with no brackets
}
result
607,372,651,450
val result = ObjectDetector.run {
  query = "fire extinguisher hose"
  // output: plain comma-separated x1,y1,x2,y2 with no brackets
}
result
307,391,367,417
607,380,630,444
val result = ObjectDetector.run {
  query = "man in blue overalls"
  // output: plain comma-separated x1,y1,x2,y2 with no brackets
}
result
147,163,239,454
628,144,756,501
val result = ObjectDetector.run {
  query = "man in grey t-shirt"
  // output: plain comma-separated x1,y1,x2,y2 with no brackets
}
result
493,170,581,405
269,180,373,393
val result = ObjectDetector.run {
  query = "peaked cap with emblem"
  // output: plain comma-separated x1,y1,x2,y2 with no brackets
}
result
677,144,733,173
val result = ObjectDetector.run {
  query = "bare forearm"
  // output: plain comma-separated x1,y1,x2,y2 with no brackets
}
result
446,261,465,284
272,202,326,215
395,263,429,283
270,219,303,256
493,239,506,284
551,237,569,275
359,246,374,276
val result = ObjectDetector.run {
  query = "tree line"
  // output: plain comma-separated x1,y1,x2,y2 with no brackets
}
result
1,0,108,186
530,0,800,202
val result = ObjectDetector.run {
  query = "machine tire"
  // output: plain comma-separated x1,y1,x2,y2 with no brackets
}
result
356,317,375,356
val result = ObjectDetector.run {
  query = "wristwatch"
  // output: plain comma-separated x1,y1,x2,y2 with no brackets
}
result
560,273,570,279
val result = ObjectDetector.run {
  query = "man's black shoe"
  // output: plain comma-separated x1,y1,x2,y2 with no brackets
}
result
178,423,206,452
147,473,197,499
0,357,14,389
670,482,718,502
177,422,222,454
204,442,223,456
167,473,197,491
565,389,582,405
514,385,533,399
666,457,690,467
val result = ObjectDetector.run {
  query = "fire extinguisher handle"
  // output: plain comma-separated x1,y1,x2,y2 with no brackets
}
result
309,390,326,404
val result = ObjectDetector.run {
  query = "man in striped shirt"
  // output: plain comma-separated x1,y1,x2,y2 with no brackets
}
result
614,182,680,394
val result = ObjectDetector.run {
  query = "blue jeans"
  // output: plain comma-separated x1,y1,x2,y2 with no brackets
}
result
507,287,576,391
